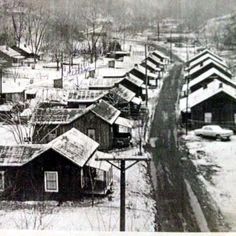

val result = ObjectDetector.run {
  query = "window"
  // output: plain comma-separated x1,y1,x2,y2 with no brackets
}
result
0,171,5,192
81,168,84,188
87,129,96,140
204,113,212,123
44,171,58,192
234,114,236,124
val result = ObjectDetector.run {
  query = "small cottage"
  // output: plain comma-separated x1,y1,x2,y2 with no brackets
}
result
32,100,133,150
0,128,113,201
104,84,142,116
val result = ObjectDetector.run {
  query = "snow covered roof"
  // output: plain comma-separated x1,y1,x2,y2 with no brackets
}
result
126,74,144,87
89,78,123,89
47,128,99,167
187,49,223,64
68,90,107,103
91,100,121,125
0,145,43,166
185,59,231,78
152,50,169,60
180,80,236,111
97,67,128,78
0,45,24,59
110,84,136,102
147,55,165,66
0,104,13,112
1,81,25,94
38,88,68,104
32,108,87,124
141,59,161,72
115,117,133,128
186,53,228,71
182,67,234,92
0,129,113,170
86,151,112,171
131,96,142,105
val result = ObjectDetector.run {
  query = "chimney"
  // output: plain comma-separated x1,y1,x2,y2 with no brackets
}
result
6,45,9,51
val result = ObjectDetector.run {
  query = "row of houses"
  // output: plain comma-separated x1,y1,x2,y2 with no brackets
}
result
179,49,236,130
0,49,169,201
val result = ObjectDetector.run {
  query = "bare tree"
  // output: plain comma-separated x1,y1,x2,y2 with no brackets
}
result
25,3,49,63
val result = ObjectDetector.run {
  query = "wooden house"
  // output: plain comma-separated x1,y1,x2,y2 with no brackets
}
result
0,45,24,65
152,50,169,64
179,80,236,130
120,74,144,100
104,84,142,116
0,128,113,201
32,100,133,150
129,65,159,87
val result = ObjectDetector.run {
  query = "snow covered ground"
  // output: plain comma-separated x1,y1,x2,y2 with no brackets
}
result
0,41,164,231
183,131,236,230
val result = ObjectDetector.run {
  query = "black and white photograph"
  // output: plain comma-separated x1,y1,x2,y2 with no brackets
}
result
0,0,236,234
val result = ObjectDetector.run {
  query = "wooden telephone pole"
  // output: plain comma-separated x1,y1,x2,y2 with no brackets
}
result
96,154,151,231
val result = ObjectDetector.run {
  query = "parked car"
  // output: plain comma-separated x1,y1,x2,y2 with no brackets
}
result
194,125,233,141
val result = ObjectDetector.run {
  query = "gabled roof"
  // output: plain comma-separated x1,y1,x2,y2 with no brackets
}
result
91,99,121,125
68,90,107,103
110,84,136,102
185,60,231,79
186,53,228,71
180,80,236,111
187,49,223,65
182,67,235,92
32,108,88,124
0,45,24,59
47,128,99,167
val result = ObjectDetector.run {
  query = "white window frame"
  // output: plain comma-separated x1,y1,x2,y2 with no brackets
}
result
0,171,5,192
44,171,59,192
204,112,212,123
87,128,96,140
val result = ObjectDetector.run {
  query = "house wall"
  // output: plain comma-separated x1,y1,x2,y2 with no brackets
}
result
32,111,113,150
0,149,83,201
190,92,236,130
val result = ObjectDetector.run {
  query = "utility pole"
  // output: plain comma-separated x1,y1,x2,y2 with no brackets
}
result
61,52,64,88
96,155,151,231
145,43,148,106
170,29,173,63
185,40,190,135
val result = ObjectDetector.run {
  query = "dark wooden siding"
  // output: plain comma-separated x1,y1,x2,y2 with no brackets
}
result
32,111,113,150
191,92,236,130
0,149,83,201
